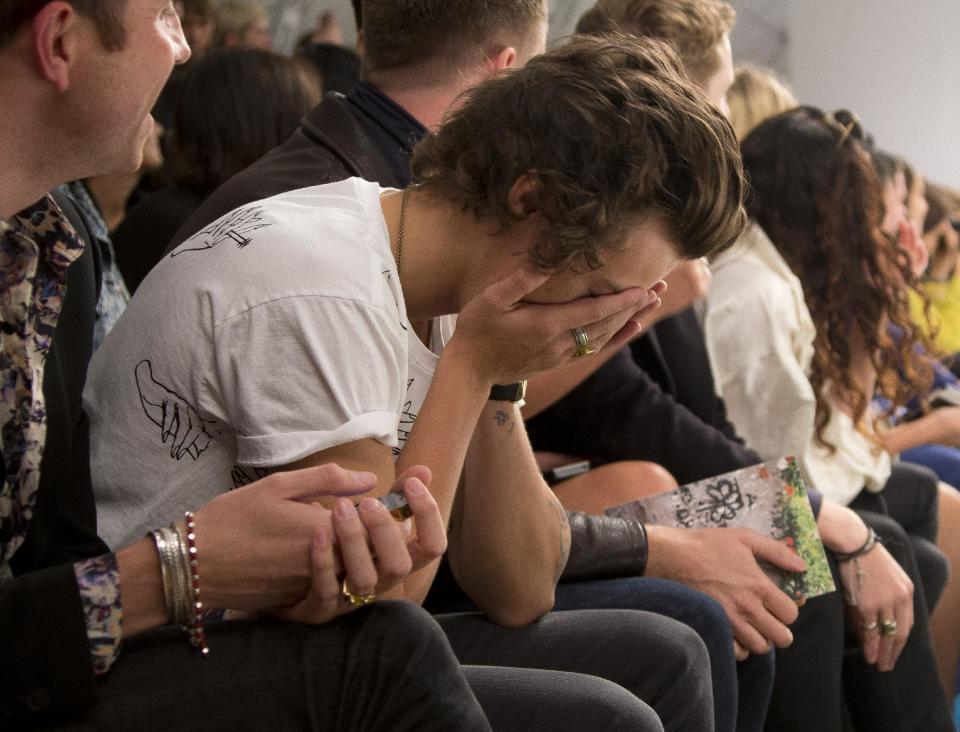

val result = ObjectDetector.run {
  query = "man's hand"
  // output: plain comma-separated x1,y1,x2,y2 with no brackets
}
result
192,463,445,623
645,526,806,655
450,267,660,384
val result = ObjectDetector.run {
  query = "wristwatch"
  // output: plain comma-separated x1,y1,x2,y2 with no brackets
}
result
489,381,527,407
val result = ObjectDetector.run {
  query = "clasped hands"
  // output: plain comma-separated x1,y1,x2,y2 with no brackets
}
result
192,463,446,625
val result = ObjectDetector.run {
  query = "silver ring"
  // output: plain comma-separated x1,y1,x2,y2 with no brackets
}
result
862,621,879,632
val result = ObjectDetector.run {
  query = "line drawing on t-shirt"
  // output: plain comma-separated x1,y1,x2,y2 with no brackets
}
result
382,270,409,331
170,206,272,257
135,360,216,461
393,378,417,456
231,465,269,489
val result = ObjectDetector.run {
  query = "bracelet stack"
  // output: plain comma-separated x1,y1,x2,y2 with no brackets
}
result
149,511,209,656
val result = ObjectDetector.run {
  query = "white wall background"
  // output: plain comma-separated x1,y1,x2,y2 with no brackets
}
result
784,0,960,189
272,0,960,188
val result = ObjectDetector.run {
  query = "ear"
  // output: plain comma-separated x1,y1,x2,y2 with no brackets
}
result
507,173,540,219
487,44,518,72
32,2,83,93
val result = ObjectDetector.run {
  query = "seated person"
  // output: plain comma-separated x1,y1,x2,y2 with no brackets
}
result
86,34,743,730
113,47,320,292
704,105,960,716
0,2,485,729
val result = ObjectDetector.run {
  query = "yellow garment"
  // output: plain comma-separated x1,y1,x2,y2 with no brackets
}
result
909,276,960,354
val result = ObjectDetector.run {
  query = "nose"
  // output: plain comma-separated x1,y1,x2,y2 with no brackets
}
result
171,13,192,64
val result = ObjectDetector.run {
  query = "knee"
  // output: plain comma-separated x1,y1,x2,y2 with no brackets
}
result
592,460,679,498
352,601,457,667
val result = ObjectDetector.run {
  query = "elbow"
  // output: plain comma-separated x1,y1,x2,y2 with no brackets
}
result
478,587,556,628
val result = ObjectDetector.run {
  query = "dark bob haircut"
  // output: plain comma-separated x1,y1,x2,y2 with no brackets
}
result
170,48,320,195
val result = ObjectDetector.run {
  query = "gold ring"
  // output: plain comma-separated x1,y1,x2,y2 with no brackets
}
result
341,579,376,607
572,326,596,357
879,619,898,637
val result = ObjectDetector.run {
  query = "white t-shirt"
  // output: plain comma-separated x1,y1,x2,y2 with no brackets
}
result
704,223,890,506
85,178,453,548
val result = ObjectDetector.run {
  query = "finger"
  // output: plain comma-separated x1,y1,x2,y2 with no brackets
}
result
332,500,378,597
173,405,199,460
600,320,643,355
876,612,898,672
390,465,432,491
273,526,343,624
758,582,801,630
359,498,412,590
748,533,807,573
745,592,796,648
544,287,656,335
485,267,552,308
859,616,880,666
729,612,774,656
888,595,914,670
403,477,447,568
733,640,749,662
267,463,378,501
570,301,655,356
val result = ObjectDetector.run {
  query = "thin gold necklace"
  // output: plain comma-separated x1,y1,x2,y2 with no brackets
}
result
394,187,411,281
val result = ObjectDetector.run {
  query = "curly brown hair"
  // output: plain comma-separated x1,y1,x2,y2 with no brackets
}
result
0,1,128,50
410,33,746,271
741,106,934,450
575,0,735,87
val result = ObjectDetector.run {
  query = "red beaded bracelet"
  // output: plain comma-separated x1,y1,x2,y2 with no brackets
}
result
182,511,209,656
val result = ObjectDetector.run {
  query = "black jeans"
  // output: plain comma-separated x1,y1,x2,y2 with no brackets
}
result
50,602,669,732
437,608,715,732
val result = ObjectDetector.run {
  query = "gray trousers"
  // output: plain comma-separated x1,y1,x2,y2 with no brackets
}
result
52,603,694,731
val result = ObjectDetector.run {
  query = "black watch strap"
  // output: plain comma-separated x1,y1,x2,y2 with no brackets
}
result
489,381,527,404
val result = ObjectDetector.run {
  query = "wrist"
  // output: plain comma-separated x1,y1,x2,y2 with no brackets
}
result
439,336,497,392
116,538,168,639
817,501,869,554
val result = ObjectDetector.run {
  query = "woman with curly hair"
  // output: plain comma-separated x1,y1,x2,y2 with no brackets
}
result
704,105,960,700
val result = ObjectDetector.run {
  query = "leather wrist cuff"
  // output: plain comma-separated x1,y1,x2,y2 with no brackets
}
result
560,511,648,583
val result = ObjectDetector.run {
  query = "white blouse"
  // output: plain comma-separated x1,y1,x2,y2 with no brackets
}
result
703,223,890,505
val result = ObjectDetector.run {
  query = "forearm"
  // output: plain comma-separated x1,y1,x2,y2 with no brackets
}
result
815,499,870,554
392,344,491,602
449,401,569,626
881,411,946,454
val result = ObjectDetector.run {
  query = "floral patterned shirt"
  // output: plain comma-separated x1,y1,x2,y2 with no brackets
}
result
0,196,122,675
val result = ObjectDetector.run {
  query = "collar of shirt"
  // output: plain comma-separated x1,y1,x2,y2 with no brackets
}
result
345,81,429,187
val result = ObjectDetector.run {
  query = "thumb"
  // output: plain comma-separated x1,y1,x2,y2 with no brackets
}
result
483,267,551,308
268,463,377,502
750,534,807,573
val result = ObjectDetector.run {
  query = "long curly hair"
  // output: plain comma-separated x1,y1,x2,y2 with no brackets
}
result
740,106,933,450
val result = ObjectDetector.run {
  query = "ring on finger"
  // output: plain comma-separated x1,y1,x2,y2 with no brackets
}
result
571,326,597,358
341,578,376,607
879,619,898,637
862,620,879,632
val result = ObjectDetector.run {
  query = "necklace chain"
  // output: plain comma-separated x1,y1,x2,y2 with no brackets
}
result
395,187,410,281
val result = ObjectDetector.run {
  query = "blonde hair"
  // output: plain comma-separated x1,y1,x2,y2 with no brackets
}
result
215,0,267,46
576,0,735,86
727,65,797,140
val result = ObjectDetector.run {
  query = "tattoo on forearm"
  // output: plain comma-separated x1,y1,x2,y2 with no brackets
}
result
494,409,515,434
547,496,571,582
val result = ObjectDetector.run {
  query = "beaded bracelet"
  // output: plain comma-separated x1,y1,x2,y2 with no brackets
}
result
176,512,209,656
